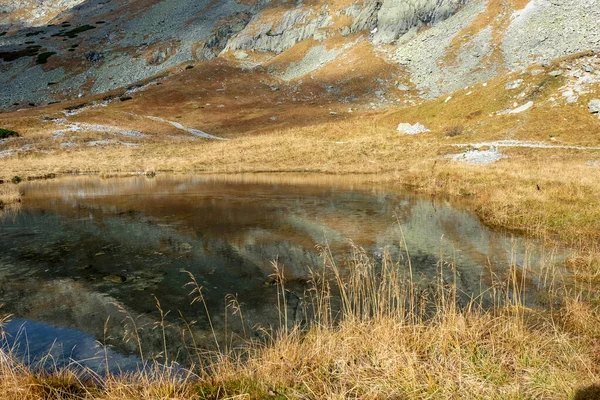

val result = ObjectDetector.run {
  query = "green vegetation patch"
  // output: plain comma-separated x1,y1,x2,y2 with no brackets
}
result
0,128,19,139
53,25,96,38
0,45,41,62
36,51,57,64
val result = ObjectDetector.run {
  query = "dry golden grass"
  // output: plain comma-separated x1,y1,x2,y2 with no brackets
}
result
2,117,599,248
0,183,20,207
1,246,599,399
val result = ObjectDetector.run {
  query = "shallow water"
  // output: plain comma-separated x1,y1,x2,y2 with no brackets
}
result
0,174,567,371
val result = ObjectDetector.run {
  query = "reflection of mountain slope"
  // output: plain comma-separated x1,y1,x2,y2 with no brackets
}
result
0,175,570,367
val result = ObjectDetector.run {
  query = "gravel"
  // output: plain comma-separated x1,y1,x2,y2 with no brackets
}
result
146,116,227,140
446,148,506,165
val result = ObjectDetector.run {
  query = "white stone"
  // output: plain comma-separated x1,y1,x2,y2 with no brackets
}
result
505,79,524,90
397,123,430,135
233,51,249,60
566,96,578,104
508,101,534,114
588,99,600,114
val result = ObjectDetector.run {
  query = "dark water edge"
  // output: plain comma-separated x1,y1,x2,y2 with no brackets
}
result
0,174,570,372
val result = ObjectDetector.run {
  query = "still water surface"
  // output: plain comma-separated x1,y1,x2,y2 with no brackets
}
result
0,174,565,371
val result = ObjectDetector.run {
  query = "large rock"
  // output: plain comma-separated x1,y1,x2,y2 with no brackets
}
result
371,0,467,44
225,8,333,54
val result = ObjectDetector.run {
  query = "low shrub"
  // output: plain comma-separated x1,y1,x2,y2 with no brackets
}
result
443,124,464,137
0,128,19,139
36,51,57,64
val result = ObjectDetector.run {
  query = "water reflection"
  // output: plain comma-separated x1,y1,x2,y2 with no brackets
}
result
0,174,568,371
2,318,140,373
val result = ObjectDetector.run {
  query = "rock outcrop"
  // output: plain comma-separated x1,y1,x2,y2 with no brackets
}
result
0,0,599,109
371,0,468,44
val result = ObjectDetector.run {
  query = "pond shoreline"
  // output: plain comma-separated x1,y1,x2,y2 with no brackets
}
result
3,167,596,253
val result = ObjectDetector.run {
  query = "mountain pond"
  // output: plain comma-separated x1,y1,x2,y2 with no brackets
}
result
0,174,569,372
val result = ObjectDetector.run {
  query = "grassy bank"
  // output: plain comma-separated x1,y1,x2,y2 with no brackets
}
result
0,183,20,208
1,120,600,248
1,247,599,399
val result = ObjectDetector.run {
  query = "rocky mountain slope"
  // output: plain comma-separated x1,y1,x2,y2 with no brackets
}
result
0,0,87,28
0,0,599,111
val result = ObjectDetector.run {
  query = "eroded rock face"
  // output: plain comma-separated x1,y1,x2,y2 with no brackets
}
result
225,7,333,53
227,0,467,54
371,0,468,44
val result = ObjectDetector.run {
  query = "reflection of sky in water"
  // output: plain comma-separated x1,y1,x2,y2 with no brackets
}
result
0,175,570,371
2,319,140,373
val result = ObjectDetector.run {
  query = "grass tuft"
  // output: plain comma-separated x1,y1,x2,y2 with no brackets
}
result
0,183,20,209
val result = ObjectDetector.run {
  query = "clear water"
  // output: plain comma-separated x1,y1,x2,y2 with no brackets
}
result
0,174,566,372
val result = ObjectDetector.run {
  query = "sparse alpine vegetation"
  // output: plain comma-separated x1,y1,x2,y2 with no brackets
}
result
0,128,19,139
35,51,56,64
